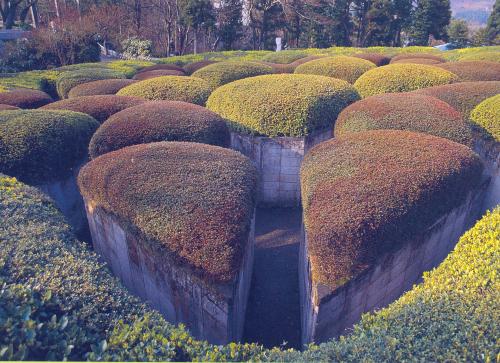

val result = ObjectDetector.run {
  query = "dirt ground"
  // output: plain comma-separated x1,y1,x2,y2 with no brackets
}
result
242,207,302,350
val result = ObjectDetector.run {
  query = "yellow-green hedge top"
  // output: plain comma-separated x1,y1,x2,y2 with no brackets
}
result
294,56,376,83
192,61,273,89
470,94,500,142
206,74,360,137
354,63,458,97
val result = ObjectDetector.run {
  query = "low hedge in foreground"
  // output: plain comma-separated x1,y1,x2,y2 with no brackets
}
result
354,64,458,97
89,101,230,158
300,130,483,288
183,60,218,75
352,53,390,66
414,81,500,117
191,61,273,89
56,69,127,99
261,50,308,64
334,93,472,145
68,79,137,98
470,94,500,142
132,69,186,80
79,142,257,283
40,95,145,123
294,56,376,83
207,74,360,137
0,88,53,108
435,61,500,82
389,53,445,63
117,76,211,105
0,110,99,184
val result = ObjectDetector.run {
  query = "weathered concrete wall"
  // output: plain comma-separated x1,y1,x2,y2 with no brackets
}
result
300,188,486,345
230,129,331,207
474,136,500,211
37,162,89,240
85,205,255,344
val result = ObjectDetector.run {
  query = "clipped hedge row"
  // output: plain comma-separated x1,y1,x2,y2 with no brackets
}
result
89,101,230,158
0,110,99,184
389,53,445,63
294,56,376,83
334,92,472,145
354,64,458,97
435,61,500,82
390,57,444,65
300,130,483,288
352,53,390,66
56,69,127,99
133,69,185,80
192,61,274,89
261,50,308,64
136,64,185,73
0,104,20,110
68,79,137,98
79,142,257,283
207,74,360,137
117,76,211,105
183,60,218,75
0,88,53,108
41,95,145,123
470,94,500,142
458,51,500,63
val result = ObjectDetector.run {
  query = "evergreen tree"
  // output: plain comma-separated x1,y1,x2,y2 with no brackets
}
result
447,18,469,48
215,0,243,50
486,0,499,45
180,0,215,53
409,0,451,45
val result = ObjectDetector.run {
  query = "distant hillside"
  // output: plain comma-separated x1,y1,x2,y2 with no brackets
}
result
451,0,494,27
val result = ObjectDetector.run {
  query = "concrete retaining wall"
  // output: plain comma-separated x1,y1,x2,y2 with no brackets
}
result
474,136,500,211
230,129,331,207
85,205,255,344
300,187,486,345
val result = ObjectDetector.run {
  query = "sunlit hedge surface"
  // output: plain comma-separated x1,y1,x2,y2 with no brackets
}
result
470,94,500,142
261,50,308,64
0,110,98,184
435,61,500,82
117,76,211,105
89,101,230,158
135,63,185,73
0,88,53,108
334,92,472,145
79,142,257,283
390,57,443,65
294,56,376,83
207,74,359,137
133,69,185,80
68,79,137,98
191,61,273,89
56,69,127,99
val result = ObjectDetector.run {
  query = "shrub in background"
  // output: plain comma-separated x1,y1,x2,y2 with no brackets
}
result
183,60,218,75
352,53,391,66
261,50,308,64
390,58,444,65
470,94,500,141
0,104,20,110
132,69,186,80
121,37,153,59
191,61,273,89
67,79,137,98
435,61,500,82
390,53,445,63
0,89,53,108
294,56,376,83
56,69,127,99
136,64,185,73
458,51,500,62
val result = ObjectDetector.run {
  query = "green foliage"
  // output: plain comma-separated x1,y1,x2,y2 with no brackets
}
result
470,94,500,142
447,19,470,48
408,0,451,45
0,70,61,97
117,76,211,105
486,0,500,44
56,68,127,99
121,37,153,59
354,63,457,97
458,50,500,62
0,110,99,184
207,74,360,137
261,51,308,64
294,56,376,83
192,61,273,89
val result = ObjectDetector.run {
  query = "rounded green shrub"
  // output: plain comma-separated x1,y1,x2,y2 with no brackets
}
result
117,76,211,105
470,94,500,142
390,53,445,63
0,88,53,108
67,79,137,98
207,74,360,137
40,95,145,123
0,104,19,110
132,69,185,80
354,64,458,97
56,69,127,99
0,110,99,184
261,50,308,64
334,93,472,145
458,51,500,63
191,61,273,89
294,56,376,83
301,130,483,288
352,53,391,66
183,60,218,75
89,101,230,158
79,142,257,283
435,61,500,82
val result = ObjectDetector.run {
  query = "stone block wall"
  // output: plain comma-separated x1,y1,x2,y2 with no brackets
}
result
85,205,255,344
474,136,500,211
230,129,331,206
300,187,486,345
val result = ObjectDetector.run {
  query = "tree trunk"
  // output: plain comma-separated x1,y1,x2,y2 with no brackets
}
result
54,0,60,18
193,28,197,54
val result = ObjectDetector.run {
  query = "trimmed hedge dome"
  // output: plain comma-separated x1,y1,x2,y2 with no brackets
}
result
78,141,257,283
89,100,230,158
390,57,444,65
435,61,500,82
334,93,472,145
56,68,127,99
183,60,218,75
137,63,185,73
354,63,458,97
294,56,376,83
207,74,360,137
0,104,20,110
0,88,53,108
0,110,99,184
301,130,483,288
191,61,273,89
261,51,308,64
390,53,445,63
117,76,211,105
470,94,500,142
353,53,391,66
132,69,186,80
414,81,500,117
67,79,137,98
40,95,145,123
459,51,500,63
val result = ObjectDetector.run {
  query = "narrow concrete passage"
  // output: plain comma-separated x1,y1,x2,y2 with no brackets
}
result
242,207,302,349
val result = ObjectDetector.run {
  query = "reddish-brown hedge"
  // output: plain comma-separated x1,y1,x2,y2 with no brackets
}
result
391,58,444,65
89,100,230,158
414,81,500,117
0,104,20,110
334,93,472,145
78,141,257,283
435,61,500,82
183,60,218,75
390,53,445,63
0,88,53,108
136,64,185,73
132,69,186,80
353,53,391,66
67,79,137,98
301,130,483,288
40,95,145,123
